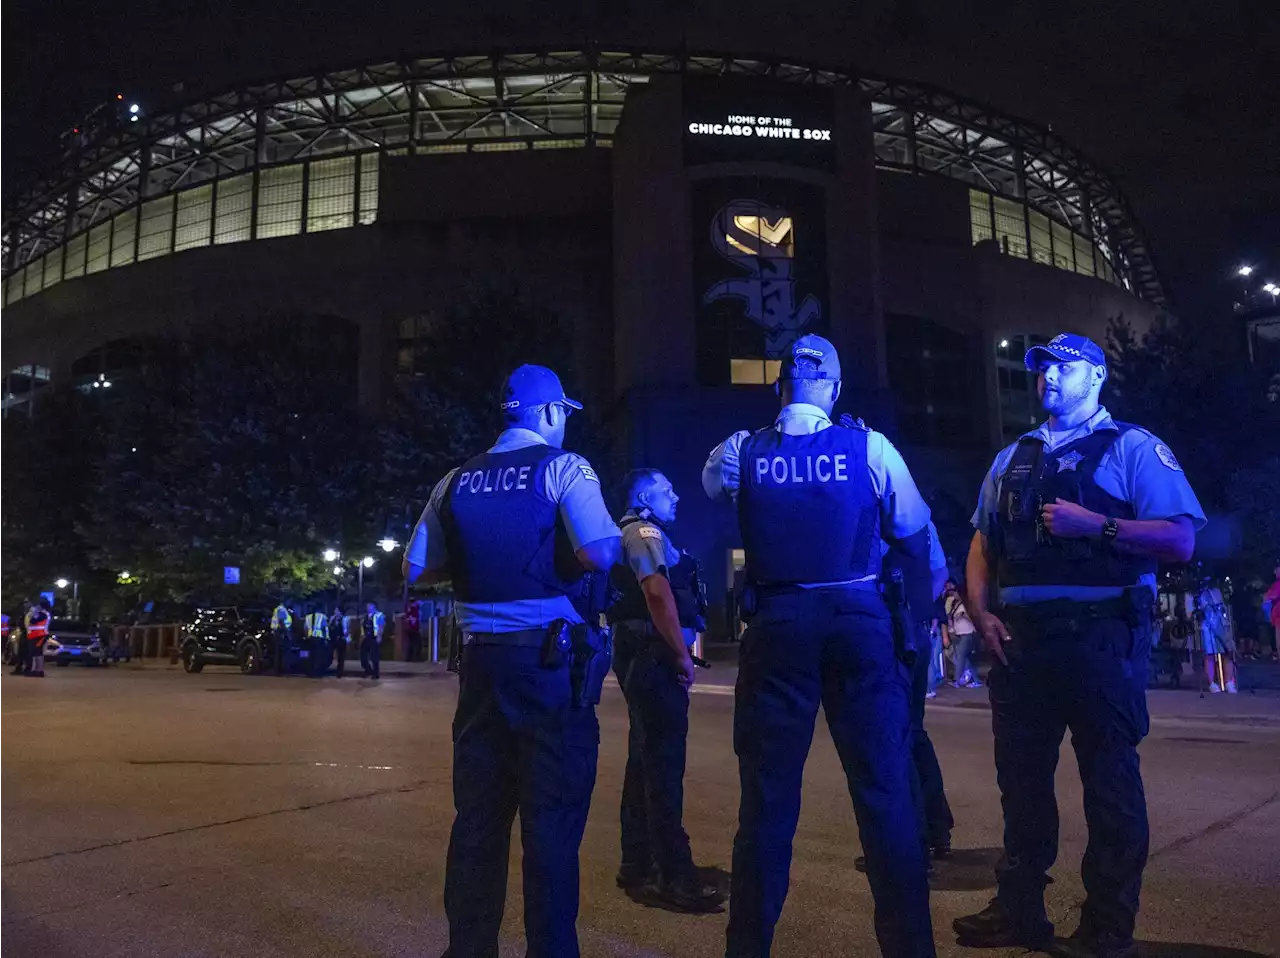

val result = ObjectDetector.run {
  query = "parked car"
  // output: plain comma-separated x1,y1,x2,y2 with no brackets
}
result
179,606,310,674
45,619,105,667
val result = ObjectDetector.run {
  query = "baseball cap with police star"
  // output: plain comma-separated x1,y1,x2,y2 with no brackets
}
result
1024,333,1107,372
779,334,841,380
499,365,583,412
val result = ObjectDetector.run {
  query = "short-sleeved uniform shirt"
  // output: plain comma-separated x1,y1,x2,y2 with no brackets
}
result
703,402,932,585
619,514,697,645
971,406,1207,605
405,427,621,633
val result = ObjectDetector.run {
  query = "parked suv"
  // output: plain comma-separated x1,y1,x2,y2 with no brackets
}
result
180,606,305,674
45,619,105,666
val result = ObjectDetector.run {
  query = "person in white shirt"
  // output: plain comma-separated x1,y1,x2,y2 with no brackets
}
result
942,580,981,688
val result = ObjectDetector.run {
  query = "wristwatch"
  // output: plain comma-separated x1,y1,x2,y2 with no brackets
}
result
1101,517,1119,543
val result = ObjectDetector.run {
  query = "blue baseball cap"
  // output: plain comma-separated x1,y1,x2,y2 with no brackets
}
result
779,334,841,380
1024,333,1107,371
499,364,583,412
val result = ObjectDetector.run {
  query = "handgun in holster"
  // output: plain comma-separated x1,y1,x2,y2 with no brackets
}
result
445,614,462,674
691,559,710,634
568,622,612,708
882,568,918,668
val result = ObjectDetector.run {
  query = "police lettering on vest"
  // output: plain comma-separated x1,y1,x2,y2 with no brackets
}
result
454,465,534,495
752,452,852,485
738,424,881,585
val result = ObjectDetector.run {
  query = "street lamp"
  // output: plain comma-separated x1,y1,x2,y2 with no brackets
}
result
358,556,375,606
1237,264,1254,277
378,538,399,553
323,548,339,562
55,578,70,589
332,565,343,576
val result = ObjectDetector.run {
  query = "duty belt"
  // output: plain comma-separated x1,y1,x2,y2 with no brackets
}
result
758,579,879,599
462,628,546,649
999,587,1153,633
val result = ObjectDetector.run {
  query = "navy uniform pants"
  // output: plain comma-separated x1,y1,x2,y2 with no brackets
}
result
613,622,696,883
727,588,935,958
990,608,1152,944
909,621,954,849
443,643,600,958
360,636,381,678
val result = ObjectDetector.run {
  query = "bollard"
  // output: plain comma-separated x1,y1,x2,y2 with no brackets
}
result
429,617,440,663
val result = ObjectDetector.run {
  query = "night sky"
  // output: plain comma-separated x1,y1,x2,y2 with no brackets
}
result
4,0,1277,320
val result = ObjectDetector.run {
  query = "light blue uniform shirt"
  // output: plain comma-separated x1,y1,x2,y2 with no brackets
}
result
881,519,949,601
405,428,621,633
703,403,932,584
971,406,1207,605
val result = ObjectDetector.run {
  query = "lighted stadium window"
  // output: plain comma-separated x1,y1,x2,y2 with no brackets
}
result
730,358,782,384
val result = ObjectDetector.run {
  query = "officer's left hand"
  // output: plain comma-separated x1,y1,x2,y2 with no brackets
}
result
1040,498,1103,539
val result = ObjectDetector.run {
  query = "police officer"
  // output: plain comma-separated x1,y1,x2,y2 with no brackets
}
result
954,333,1205,958
328,604,349,678
25,601,51,678
404,363,620,958
858,520,955,876
360,601,385,680
305,606,329,677
9,603,30,675
608,469,723,911
703,334,936,958
271,600,292,675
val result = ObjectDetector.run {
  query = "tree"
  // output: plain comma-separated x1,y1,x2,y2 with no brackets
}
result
1,390,106,610
78,316,373,602
375,284,618,544
1107,313,1280,575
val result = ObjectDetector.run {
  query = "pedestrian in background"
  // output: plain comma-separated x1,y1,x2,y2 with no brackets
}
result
271,599,292,676
943,579,981,688
360,601,384,679
405,598,423,662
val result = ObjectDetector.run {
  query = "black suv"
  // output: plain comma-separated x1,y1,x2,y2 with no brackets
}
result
180,606,306,674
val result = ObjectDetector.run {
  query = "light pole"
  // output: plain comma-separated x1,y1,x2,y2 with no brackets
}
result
358,556,374,607
54,578,80,616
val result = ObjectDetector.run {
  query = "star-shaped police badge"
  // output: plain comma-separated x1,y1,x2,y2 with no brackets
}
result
1056,451,1084,472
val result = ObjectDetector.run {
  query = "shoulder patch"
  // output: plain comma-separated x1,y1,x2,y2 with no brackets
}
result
638,526,663,540
1154,443,1183,472
578,464,599,482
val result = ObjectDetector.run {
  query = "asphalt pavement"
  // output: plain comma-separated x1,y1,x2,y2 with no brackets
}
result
3,661,1277,957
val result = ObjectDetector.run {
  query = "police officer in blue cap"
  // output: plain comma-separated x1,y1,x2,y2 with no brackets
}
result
404,364,621,958
704,334,936,958
954,333,1205,958
608,468,723,911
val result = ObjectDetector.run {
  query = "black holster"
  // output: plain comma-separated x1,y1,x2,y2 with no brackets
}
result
736,580,759,621
569,623,612,708
882,568,918,667
444,615,462,674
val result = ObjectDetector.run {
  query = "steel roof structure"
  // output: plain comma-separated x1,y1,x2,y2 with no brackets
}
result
1,47,1165,305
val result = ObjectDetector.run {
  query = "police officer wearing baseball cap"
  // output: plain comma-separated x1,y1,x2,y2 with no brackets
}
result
955,333,1205,958
404,364,621,958
704,334,937,958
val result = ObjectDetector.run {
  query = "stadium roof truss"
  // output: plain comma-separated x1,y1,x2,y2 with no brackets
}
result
1,48,1163,305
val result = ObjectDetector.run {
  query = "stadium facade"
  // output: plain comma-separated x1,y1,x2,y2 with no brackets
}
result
1,48,1166,613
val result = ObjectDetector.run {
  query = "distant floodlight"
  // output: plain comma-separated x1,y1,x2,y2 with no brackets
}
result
93,381,101,388
129,103,139,114
361,556,374,568
102,381,112,388
1237,265,1254,277
130,116,138,123
378,537,399,552
999,339,1009,348
323,548,339,562
1264,283,1279,295
332,565,343,576
55,578,70,589
131,446,137,452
